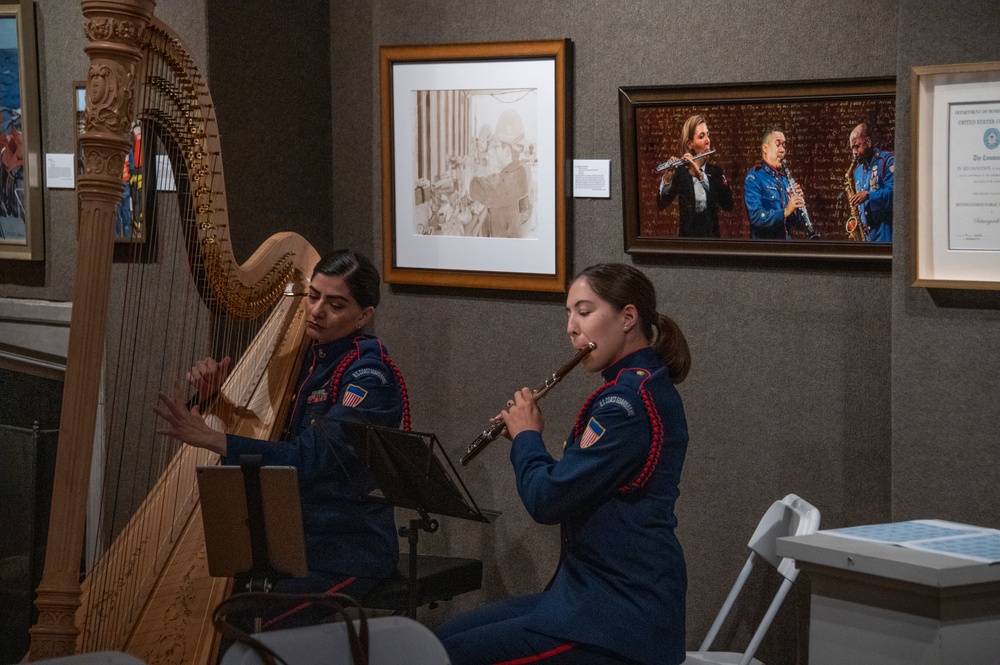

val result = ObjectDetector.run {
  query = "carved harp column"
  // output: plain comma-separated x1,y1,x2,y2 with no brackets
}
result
30,2,319,661
29,1,155,658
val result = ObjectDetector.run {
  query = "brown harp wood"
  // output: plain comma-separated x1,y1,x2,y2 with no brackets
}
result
29,2,319,662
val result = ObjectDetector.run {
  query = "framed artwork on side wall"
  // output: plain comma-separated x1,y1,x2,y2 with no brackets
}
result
0,0,43,261
380,39,568,292
75,82,149,243
619,78,895,261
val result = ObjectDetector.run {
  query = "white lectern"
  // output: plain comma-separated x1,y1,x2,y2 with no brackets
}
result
777,527,1000,665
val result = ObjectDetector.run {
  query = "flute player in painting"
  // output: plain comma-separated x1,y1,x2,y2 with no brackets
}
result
657,114,733,238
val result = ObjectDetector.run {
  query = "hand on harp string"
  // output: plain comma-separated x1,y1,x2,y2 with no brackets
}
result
188,355,231,396
184,355,231,410
154,379,228,455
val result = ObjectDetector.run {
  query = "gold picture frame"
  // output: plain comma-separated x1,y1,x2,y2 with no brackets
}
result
380,40,569,292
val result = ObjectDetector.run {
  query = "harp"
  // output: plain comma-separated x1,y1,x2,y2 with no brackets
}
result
29,1,319,662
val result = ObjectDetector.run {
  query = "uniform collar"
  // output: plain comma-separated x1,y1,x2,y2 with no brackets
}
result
859,148,884,169
601,346,659,382
758,160,782,178
311,333,368,362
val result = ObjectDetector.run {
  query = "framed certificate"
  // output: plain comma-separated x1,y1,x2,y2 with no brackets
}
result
912,61,1000,289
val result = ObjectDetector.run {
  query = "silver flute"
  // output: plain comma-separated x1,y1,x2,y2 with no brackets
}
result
460,342,596,466
655,149,716,173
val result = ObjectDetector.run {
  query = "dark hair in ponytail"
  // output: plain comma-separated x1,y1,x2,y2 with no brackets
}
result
312,249,381,309
575,263,691,383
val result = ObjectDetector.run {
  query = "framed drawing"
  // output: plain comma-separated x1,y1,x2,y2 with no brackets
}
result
380,40,568,292
0,0,43,261
75,82,146,243
619,78,895,260
912,61,1000,290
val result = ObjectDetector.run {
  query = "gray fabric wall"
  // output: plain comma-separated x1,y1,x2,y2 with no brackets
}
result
893,3,1000,525
1,1,998,664
359,2,900,663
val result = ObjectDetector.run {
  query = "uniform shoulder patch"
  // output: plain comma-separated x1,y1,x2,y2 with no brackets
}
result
579,417,605,448
351,366,389,384
596,394,636,417
341,384,368,407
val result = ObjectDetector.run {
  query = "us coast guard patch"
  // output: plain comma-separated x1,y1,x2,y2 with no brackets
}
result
579,417,605,448
341,384,368,408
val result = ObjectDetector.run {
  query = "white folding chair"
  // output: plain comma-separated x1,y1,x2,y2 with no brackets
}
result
219,614,450,665
30,654,146,665
683,493,821,665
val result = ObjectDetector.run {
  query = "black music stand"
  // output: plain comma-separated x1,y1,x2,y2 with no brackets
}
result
197,457,308,629
341,422,491,618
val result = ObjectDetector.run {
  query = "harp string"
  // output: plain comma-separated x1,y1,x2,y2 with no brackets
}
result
77,26,271,651
28,11,318,659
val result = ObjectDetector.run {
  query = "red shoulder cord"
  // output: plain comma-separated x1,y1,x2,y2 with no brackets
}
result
572,379,664,494
327,344,412,432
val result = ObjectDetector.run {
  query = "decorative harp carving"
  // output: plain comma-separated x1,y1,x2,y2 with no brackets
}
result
29,1,319,662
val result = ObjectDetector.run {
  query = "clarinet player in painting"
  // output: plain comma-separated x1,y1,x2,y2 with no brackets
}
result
848,122,894,242
744,125,808,240
656,114,734,238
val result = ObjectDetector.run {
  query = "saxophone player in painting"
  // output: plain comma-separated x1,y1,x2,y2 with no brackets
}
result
848,122,894,242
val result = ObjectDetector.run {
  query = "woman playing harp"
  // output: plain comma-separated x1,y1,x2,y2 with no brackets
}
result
29,4,386,663
156,249,411,636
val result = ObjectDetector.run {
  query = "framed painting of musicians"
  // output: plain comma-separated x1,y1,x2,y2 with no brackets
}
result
619,78,895,260
380,40,568,292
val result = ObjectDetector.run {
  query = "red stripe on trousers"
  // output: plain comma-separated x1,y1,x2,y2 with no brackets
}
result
261,576,357,629
493,642,575,665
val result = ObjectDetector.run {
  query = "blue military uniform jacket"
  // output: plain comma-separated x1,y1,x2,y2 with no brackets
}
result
744,161,804,239
224,334,407,579
510,347,689,665
853,148,894,242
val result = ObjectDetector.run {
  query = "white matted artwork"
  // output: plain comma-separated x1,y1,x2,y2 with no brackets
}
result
381,40,568,292
912,61,1000,289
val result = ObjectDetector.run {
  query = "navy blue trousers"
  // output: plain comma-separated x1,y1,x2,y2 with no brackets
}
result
435,593,640,665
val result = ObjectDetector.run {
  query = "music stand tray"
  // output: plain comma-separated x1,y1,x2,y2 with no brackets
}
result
341,422,489,525
196,464,308,581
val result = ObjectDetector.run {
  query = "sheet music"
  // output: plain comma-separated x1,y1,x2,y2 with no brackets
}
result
825,519,1000,563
